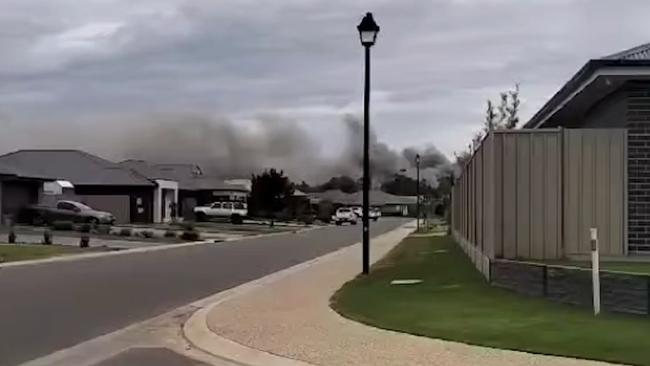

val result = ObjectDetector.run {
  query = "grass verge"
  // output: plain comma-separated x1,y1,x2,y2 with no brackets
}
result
0,244,101,263
331,235,650,366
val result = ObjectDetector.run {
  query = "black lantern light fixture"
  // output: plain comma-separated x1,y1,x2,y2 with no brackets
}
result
357,12,380,47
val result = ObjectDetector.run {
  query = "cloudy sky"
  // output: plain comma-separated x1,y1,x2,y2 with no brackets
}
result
1,0,649,164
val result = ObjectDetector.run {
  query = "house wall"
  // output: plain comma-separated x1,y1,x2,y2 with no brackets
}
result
452,128,627,261
626,82,650,252
1,179,42,224
179,190,197,220
153,179,178,223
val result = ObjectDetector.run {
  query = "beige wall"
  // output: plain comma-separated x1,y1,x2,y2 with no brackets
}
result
563,129,626,256
453,128,626,260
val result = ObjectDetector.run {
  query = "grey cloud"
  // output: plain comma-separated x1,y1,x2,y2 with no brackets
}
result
1,0,650,162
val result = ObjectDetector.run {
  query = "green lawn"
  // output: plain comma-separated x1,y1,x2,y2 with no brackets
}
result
0,244,95,263
332,235,650,366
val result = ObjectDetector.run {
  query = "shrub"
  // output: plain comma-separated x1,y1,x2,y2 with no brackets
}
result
52,221,74,231
79,235,89,248
164,230,176,238
299,214,315,225
142,230,154,239
182,221,195,231
42,230,52,245
180,230,201,241
230,214,243,225
8,230,16,244
119,228,132,237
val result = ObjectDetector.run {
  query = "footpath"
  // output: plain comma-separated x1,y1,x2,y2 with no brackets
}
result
185,222,615,366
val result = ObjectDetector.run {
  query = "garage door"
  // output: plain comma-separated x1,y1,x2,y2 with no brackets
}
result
2,181,39,221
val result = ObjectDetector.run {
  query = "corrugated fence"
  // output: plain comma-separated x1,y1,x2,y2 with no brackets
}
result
452,128,627,277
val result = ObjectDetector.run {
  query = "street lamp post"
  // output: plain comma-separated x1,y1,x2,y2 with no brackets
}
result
357,12,380,275
415,154,421,232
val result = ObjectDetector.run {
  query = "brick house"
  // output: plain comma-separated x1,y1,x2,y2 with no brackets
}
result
523,42,650,253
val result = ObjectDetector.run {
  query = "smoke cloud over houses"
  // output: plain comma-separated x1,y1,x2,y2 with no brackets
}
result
0,112,451,186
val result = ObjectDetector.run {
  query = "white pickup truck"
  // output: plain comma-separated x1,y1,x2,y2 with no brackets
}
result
332,207,358,226
194,201,248,224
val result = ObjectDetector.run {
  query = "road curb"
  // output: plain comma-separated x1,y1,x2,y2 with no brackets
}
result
182,221,416,366
0,225,323,269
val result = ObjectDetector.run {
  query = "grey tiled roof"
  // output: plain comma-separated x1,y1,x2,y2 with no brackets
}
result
0,150,153,186
0,161,53,180
119,160,248,192
602,42,650,60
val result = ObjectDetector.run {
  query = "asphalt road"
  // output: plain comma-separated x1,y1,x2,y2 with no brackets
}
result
0,218,408,366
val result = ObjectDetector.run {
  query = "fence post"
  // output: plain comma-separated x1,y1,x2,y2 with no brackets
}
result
590,228,601,315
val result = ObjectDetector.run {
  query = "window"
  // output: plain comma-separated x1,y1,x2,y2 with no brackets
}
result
234,202,245,209
74,202,92,210
223,203,233,209
211,203,222,209
57,202,75,211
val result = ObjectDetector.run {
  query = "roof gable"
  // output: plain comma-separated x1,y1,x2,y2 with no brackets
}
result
524,42,650,128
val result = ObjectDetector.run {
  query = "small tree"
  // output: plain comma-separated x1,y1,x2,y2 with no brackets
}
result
504,83,520,129
484,100,498,133
249,168,294,219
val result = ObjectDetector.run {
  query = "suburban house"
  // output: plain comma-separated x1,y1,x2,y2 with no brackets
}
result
0,162,54,224
452,42,650,278
524,42,650,253
120,161,250,220
0,150,156,224
308,189,417,216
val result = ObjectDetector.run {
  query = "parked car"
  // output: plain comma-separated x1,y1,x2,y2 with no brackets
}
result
333,207,358,226
350,206,381,221
21,200,115,225
194,201,248,224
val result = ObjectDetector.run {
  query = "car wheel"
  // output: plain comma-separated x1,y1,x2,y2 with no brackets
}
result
373,217,378,221
230,214,243,225
351,220,357,225
335,221,342,226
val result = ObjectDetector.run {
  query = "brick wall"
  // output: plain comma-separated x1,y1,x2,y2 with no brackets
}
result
627,83,650,252
491,260,544,297
491,260,650,315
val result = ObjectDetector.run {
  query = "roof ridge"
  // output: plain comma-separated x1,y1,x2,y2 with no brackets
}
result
602,42,650,60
